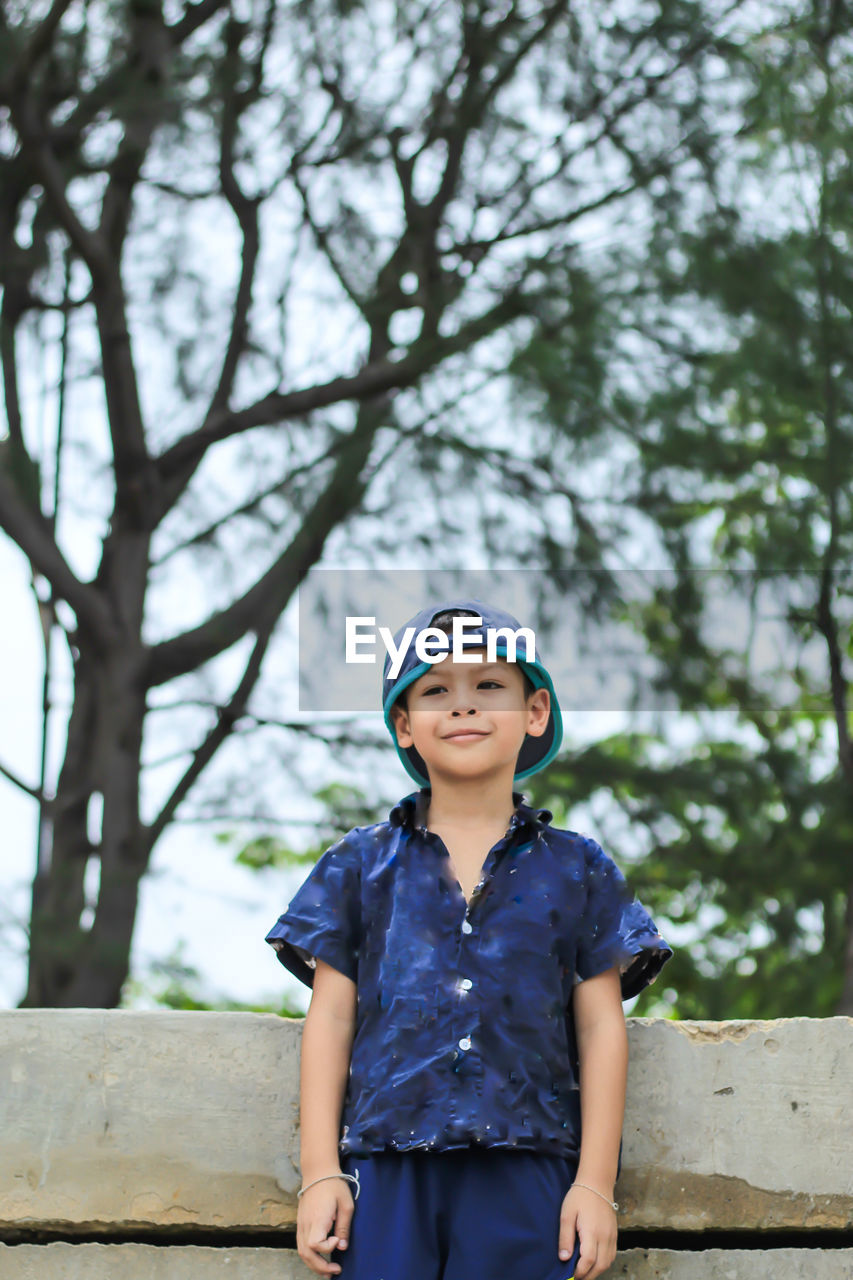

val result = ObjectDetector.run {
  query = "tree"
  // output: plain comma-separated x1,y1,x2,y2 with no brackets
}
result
523,0,853,1016
0,0,740,1005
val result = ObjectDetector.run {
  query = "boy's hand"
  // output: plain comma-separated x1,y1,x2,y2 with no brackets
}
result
558,1185,618,1280
296,1178,355,1277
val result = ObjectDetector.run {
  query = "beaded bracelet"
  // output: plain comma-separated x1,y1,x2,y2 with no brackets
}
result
295,1172,358,1198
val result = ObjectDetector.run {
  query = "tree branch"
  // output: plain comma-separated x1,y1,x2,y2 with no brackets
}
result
154,352,420,503
0,756,44,802
8,91,112,281
455,177,641,260
0,467,115,647
168,0,232,46
291,165,365,313
99,6,170,258
813,132,853,790
10,0,228,167
430,1,568,228
0,0,76,98
155,272,529,505
0,291,28,458
81,8,174,513
5,0,221,494
143,622,274,851
206,16,261,418
815,553,852,790
146,394,390,687
151,432,352,567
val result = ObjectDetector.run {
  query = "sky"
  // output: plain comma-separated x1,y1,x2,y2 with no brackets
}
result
0,534,315,1014
0,262,689,1019
0,531,691,1016
0,2,760,1015
0,310,689,1017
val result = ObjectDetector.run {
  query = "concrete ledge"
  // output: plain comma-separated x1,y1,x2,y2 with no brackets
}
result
1,1010,301,1233
2,1011,851,1232
612,1251,853,1279
622,1017,853,1229
1,1245,852,1279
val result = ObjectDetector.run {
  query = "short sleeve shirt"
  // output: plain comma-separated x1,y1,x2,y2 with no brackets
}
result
265,788,673,1159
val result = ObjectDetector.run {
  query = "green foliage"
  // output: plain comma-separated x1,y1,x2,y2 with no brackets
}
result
506,260,611,450
120,941,305,1016
4,0,853,1020
226,782,378,871
193,2,853,1020
526,719,850,1019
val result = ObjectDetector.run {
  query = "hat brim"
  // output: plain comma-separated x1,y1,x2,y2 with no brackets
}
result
383,652,563,789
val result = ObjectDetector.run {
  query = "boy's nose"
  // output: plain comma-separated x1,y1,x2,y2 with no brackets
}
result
450,706,478,716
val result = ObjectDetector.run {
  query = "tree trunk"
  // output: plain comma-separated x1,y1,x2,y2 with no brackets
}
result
837,873,853,1016
21,640,148,1008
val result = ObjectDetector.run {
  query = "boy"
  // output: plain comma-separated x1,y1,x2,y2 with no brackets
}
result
266,599,673,1280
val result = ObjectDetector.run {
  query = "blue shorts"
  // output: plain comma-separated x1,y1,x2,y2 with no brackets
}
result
332,1147,583,1280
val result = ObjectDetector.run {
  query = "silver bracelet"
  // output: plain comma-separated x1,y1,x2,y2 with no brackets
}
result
297,1169,361,1201
571,1181,618,1211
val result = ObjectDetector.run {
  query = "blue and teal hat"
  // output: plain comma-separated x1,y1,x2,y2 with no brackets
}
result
382,598,563,787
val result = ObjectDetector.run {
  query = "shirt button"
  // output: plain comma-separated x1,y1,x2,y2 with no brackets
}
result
461,920,473,934
460,978,473,991
458,1037,472,1051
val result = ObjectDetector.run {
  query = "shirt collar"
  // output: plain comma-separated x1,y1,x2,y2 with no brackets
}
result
388,788,553,834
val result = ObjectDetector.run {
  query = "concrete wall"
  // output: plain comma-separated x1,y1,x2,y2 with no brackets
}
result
1,1245,850,1279
1,1012,851,1276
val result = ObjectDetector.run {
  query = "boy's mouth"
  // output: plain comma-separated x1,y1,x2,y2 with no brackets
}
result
443,729,489,741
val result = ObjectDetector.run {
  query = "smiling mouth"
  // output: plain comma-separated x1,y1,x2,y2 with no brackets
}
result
444,730,489,741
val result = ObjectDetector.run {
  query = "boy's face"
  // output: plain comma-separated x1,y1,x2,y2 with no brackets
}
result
389,649,550,787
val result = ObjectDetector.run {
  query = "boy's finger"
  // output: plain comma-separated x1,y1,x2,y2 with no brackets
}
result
558,1235,580,1269
558,1241,575,1262
297,1226,341,1274
335,1198,355,1247
302,1242,342,1276
308,1232,340,1251
558,1213,576,1261
574,1239,600,1279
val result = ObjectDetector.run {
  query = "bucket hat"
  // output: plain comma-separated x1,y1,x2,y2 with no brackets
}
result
382,598,563,787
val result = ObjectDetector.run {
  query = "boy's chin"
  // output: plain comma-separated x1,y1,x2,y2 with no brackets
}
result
420,764,517,786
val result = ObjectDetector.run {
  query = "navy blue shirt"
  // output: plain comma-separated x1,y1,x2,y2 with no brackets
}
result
266,789,673,1160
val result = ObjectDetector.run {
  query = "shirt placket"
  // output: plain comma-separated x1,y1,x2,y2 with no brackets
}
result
440,812,524,1077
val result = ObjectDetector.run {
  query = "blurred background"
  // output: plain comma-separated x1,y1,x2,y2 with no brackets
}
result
1,0,851,1021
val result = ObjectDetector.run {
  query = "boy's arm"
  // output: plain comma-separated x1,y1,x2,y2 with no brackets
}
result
572,964,628,1198
299,957,358,1182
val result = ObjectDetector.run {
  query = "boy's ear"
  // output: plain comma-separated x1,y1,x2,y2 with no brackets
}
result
525,687,550,739
390,702,414,747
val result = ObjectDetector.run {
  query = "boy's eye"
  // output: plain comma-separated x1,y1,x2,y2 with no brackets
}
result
420,680,503,696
